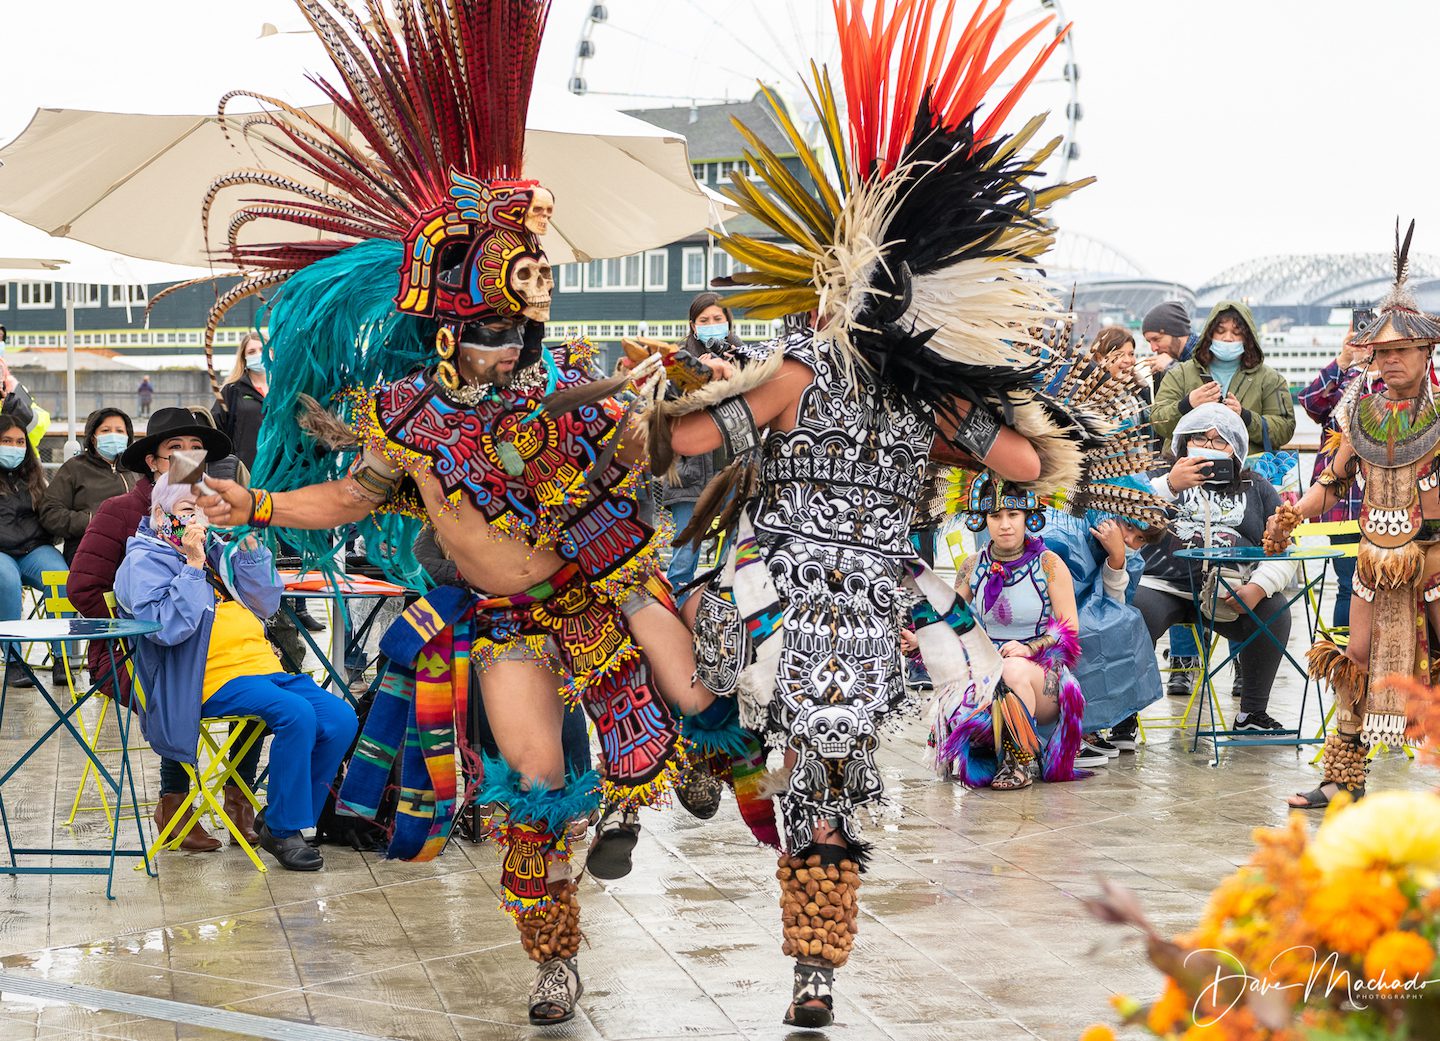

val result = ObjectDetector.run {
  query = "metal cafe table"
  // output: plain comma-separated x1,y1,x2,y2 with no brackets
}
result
1173,545,1342,765
278,571,409,704
0,618,160,898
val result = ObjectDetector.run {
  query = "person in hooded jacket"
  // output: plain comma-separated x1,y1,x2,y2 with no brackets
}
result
0,413,65,688
41,408,137,563
659,293,746,596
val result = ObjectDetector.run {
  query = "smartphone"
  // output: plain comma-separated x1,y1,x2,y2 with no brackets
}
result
1353,307,1377,334
1202,456,1237,485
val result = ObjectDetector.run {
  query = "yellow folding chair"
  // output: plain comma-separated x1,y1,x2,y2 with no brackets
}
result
1137,624,1227,741
101,594,269,872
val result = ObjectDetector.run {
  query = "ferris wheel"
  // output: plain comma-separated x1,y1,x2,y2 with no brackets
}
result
566,0,1083,181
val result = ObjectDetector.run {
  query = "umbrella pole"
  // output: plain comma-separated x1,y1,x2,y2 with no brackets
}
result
64,283,79,458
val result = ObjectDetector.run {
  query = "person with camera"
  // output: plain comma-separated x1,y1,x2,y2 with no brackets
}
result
1133,403,1296,733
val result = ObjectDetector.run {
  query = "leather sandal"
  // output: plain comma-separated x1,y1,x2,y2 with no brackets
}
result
528,956,583,1025
783,961,834,1028
585,803,640,880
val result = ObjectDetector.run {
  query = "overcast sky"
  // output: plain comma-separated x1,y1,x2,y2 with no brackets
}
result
1,0,1434,287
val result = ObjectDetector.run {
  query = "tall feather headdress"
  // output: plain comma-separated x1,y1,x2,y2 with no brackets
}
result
1352,218,1440,348
712,0,1094,456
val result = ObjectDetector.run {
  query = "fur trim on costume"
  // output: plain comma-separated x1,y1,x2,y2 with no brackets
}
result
1040,674,1086,783
756,765,794,801
1357,541,1425,591
475,754,601,836
941,708,999,788
1031,617,1081,674
295,393,360,450
654,348,786,419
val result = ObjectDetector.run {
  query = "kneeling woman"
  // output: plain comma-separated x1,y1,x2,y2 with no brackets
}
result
115,474,357,871
930,474,1085,789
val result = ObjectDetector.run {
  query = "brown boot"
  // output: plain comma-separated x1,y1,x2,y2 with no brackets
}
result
223,786,260,844
154,792,222,852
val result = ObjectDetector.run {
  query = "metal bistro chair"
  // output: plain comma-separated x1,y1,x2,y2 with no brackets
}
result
101,594,270,873
1137,623,1227,744
39,570,153,830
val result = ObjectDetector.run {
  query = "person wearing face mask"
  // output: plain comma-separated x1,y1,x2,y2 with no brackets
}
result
1135,403,1297,733
0,414,66,690
114,474,358,871
1150,301,1296,702
658,293,747,596
40,408,137,563
212,334,269,469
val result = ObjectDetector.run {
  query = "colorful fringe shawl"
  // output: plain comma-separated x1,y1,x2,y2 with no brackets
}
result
931,617,1087,786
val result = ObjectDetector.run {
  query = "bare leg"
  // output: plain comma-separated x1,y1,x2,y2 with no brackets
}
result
480,659,566,788
1002,658,1056,725
1344,593,1372,665
628,600,715,715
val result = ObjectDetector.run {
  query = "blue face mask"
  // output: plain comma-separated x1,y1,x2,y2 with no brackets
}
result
95,433,128,461
245,355,266,373
0,445,25,470
1189,446,1231,461
695,323,729,344
1209,339,1244,362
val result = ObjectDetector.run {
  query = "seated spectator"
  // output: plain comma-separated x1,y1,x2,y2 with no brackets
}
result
40,408,137,563
927,475,1085,790
0,414,66,688
69,408,263,852
1134,404,1296,732
115,474,357,871
1044,509,1166,755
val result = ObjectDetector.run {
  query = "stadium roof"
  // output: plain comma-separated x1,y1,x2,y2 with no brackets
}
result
1197,252,1440,308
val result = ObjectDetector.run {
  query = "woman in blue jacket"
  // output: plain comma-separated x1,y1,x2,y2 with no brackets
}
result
115,474,357,871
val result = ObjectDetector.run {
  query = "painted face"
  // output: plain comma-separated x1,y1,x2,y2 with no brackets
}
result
986,508,1028,552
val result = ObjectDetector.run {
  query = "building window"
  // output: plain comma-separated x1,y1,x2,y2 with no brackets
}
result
691,162,707,184
18,283,55,309
717,160,735,183
643,250,668,293
109,284,147,307
558,264,582,293
71,284,102,308
710,248,747,283
0,284,8,308
681,247,707,291
584,255,643,292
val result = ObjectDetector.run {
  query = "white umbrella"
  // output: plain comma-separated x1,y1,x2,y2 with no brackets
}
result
0,216,214,454
0,85,732,268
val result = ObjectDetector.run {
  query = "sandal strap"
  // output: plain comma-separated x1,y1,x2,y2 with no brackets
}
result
530,956,580,1016
597,804,640,836
792,962,834,1009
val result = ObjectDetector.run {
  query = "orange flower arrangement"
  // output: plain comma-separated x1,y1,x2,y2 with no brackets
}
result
1363,930,1435,985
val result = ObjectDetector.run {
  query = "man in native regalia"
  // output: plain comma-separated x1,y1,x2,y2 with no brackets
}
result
189,1,751,1024
1266,220,1440,809
633,2,1164,1026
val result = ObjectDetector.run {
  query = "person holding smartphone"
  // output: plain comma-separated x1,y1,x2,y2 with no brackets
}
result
1133,403,1297,732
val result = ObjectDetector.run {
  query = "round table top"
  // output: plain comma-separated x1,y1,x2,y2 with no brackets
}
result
1174,545,1344,562
0,618,162,644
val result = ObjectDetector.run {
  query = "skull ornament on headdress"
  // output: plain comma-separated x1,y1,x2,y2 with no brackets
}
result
964,471,1045,533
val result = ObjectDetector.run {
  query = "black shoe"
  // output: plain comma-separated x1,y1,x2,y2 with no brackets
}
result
905,660,933,690
1085,733,1120,759
585,803,640,880
4,662,34,689
1108,715,1139,752
675,766,723,820
52,661,69,688
1234,710,1285,733
258,821,324,871
293,607,326,634
1166,656,1198,697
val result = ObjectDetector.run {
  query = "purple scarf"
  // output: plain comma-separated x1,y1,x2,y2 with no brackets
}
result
981,536,1045,614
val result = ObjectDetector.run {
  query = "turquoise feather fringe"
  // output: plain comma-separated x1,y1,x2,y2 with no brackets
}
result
249,238,436,590
476,754,601,832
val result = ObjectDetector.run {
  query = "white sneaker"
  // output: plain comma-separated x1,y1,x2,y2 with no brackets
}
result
1075,743,1110,768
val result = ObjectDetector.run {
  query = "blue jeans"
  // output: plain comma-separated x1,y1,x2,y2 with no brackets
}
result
205,672,358,837
665,501,700,595
1330,533,1360,630
0,544,68,663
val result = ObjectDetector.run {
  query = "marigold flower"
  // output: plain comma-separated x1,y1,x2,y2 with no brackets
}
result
1363,930,1436,986
1077,1026,1116,1041
1146,979,1190,1034
1309,791,1440,884
1304,868,1409,956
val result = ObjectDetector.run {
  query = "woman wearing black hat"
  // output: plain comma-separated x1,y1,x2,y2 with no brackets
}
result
40,408,138,563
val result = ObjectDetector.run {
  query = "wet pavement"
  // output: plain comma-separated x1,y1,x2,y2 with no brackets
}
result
0,627,1436,1041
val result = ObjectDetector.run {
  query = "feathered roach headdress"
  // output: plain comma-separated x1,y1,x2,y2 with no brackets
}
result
157,0,554,399
711,0,1097,490
168,0,554,585
1352,219,1440,349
